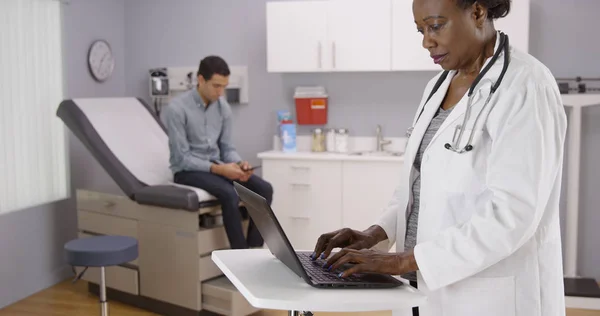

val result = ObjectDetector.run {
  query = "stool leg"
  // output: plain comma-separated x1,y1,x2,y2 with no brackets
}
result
100,266,108,316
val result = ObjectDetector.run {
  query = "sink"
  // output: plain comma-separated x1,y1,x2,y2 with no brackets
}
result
349,150,403,157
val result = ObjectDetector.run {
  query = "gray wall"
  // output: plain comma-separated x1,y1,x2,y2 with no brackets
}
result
124,0,600,280
0,0,126,309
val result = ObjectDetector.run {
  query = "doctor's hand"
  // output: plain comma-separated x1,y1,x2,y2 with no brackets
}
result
325,248,418,278
311,225,387,261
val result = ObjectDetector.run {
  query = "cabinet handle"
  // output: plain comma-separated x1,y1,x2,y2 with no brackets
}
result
290,166,309,169
290,214,310,220
332,41,336,69
318,41,322,69
290,183,310,188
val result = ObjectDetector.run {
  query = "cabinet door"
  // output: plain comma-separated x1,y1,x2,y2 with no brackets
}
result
327,0,392,71
494,0,530,53
261,159,343,251
391,0,440,71
341,161,403,233
266,1,330,73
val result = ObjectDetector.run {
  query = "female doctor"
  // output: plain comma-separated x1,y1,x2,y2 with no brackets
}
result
311,0,568,316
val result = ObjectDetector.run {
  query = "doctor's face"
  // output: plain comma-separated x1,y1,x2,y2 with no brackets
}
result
412,0,488,71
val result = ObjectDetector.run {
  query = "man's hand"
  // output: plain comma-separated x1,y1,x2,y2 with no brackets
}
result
238,161,251,171
211,163,245,180
238,161,254,182
324,248,418,278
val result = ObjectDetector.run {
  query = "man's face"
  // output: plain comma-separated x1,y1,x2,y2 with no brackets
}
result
198,73,229,103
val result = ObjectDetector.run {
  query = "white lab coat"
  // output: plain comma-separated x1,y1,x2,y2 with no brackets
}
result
375,34,568,316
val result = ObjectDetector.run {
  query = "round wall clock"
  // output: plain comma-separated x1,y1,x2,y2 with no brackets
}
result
87,39,115,82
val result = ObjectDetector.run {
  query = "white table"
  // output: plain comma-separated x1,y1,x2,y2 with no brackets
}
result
211,249,426,315
561,94,600,310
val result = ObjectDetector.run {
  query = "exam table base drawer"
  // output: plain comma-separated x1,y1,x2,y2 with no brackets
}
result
78,209,138,239
76,265,139,296
201,277,259,316
197,219,249,255
77,190,138,217
199,255,223,281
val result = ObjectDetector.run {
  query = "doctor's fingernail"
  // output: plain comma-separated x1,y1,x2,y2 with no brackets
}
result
337,272,343,278
320,253,325,259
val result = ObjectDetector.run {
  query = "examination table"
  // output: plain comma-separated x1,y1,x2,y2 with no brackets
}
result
56,97,259,316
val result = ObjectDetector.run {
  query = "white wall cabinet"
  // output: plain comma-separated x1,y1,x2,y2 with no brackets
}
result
266,0,392,72
391,0,440,71
266,1,330,72
261,156,403,251
266,0,530,73
494,0,530,53
327,0,392,71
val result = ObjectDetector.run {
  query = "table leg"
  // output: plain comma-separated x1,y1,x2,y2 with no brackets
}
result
565,105,582,277
100,266,108,316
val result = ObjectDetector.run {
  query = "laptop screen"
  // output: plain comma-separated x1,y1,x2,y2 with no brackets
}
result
233,182,309,281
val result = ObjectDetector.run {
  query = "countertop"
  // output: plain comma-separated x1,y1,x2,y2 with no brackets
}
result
257,150,405,162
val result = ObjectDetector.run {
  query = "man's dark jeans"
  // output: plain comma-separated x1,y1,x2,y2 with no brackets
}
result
174,170,273,249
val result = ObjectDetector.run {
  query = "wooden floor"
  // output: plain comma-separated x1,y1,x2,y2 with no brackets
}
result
0,279,598,316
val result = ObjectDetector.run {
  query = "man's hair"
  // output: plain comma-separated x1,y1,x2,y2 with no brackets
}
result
197,55,230,81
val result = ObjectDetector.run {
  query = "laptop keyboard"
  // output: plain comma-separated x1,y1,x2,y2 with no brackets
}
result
296,252,361,283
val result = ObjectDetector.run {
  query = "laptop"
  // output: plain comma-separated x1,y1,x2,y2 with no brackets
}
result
233,182,404,289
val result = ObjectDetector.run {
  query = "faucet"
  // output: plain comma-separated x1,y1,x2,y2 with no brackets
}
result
376,124,391,151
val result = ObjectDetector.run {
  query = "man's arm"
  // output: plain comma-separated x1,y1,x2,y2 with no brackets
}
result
218,99,242,163
161,105,213,172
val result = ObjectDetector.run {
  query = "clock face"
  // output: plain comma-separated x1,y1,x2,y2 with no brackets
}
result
88,40,115,82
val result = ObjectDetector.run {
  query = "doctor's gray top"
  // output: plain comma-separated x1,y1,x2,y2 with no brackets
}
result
160,89,242,174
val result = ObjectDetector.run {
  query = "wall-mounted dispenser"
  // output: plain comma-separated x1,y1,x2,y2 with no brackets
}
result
163,65,249,104
148,68,169,115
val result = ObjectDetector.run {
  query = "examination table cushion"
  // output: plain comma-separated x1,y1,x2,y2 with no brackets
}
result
57,98,218,211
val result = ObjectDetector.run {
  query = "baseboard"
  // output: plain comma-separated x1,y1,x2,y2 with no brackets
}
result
88,283,220,316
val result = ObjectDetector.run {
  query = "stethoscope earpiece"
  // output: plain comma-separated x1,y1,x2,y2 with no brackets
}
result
445,143,452,150
465,145,473,151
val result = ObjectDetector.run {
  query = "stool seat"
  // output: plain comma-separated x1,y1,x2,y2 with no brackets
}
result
65,235,138,267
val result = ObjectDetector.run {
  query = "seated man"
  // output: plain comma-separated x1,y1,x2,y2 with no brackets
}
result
161,55,273,249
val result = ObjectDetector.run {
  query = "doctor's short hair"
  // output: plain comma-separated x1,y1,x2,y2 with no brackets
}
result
456,0,511,19
197,55,231,81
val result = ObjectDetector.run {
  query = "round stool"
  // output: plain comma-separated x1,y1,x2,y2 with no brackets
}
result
64,235,138,316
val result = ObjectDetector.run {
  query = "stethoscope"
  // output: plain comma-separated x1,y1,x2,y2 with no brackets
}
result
406,32,511,154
